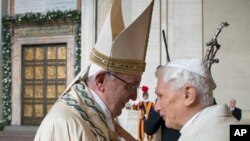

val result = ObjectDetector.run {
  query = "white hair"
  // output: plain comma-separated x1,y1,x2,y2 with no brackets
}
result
155,66,214,108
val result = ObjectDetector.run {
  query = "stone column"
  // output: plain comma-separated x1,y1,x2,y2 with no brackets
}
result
96,0,113,37
81,0,96,70
81,0,113,70
168,0,203,59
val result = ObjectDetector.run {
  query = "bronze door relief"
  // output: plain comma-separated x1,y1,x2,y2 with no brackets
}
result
21,44,67,125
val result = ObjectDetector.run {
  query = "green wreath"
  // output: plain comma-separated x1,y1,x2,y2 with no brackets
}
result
0,10,81,130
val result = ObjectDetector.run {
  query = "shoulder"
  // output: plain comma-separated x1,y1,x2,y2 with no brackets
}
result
235,107,242,111
35,102,96,141
194,116,238,140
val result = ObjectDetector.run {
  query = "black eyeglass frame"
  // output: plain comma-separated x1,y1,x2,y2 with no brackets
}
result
106,72,139,93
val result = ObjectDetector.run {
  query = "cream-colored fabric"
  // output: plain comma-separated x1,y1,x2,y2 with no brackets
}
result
62,63,90,95
34,102,97,141
178,104,239,141
34,80,120,141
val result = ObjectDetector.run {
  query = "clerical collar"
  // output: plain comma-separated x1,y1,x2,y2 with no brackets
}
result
89,89,115,131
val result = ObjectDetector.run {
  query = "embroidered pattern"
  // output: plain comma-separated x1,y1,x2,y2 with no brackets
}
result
61,81,120,141
61,83,108,141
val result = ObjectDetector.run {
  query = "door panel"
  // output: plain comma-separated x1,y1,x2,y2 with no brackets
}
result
21,44,67,125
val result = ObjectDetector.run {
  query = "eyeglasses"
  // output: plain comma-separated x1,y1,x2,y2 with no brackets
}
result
107,72,139,93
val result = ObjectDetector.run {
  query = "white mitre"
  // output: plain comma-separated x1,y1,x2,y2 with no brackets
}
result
88,0,154,77
63,0,154,93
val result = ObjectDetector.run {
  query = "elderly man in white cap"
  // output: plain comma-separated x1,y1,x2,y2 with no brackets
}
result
154,58,239,141
34,0,154,141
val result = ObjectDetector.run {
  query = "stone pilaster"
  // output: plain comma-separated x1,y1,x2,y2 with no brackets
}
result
81,0,96,70
168,0,203,59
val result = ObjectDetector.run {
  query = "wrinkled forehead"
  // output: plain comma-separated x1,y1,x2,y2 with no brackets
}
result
156,78,171,90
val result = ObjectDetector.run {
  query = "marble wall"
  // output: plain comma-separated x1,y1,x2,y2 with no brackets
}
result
203,0,250,111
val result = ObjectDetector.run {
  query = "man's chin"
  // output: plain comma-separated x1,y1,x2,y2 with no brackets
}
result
118,108,123,115
114,109,122,118
164,119,170,128
165,121,178,130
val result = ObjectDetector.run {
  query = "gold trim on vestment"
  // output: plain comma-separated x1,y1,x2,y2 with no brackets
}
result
90,48,145,75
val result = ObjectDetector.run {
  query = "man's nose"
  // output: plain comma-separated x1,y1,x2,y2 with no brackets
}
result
154,101,160,112
130,91,137,100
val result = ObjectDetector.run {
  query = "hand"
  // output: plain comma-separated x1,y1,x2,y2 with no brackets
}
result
114,121,139,141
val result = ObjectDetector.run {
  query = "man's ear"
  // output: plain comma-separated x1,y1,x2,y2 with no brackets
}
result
94,71,107,92
183,84,197,106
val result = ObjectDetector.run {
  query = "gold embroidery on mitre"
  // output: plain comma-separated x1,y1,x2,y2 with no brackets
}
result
90,48,145,75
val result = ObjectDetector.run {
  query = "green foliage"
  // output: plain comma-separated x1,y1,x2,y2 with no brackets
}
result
0,10,81,130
